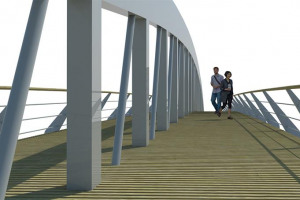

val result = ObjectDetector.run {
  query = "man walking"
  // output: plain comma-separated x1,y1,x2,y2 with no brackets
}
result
210,67,223,114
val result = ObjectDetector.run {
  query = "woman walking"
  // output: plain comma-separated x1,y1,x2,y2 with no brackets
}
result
218,71,233,119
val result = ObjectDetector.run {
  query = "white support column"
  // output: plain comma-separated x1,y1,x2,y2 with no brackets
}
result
168,35,174,123
157,29,169,130
192,63,196,112
184,50,189,115
0,1,49,198
132,17,149,145
195,74,202,111
170,37,178,123
178,43,185,118
67,0,102,190
189,55,192,113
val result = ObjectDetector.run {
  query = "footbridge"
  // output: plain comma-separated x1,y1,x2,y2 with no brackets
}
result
1,0,300,199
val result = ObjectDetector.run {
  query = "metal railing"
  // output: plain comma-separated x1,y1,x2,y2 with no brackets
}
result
232,85,300,137
0,86,143,139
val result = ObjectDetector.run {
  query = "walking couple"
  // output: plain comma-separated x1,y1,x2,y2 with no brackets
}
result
210,66,233,119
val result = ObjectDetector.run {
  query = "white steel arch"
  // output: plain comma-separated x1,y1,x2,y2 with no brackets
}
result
103,0,202,91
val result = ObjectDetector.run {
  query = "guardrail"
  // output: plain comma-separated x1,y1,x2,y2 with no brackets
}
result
232,85,300,137
0,86,142,139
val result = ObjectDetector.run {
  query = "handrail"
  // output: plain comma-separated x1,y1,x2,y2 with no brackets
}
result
0,86,134,95
0,88,150,140
232,85,300,137
235,84,300,95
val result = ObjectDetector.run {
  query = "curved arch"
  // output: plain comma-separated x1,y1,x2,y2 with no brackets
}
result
103,0,201,80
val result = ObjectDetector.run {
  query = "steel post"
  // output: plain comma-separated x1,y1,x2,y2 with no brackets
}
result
157,29,169,131
170,37,178,123
287,89,300,114
178,44,185,118
112,15,136,165
250,93,280,128
0,1,49,198
150,26,162,140
263,91,300,136
167,35,174,123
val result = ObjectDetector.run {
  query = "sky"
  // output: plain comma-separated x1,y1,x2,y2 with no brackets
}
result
174,0,300,109
1,0,300,112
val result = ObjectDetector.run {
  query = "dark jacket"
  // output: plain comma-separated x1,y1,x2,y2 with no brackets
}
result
220,79,233,101
220,79,233,94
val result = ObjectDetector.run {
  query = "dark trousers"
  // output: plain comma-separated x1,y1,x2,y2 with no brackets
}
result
221,94,233,110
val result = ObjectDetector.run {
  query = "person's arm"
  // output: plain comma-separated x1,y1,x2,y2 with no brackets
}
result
211,76,215,88
220,80,224,91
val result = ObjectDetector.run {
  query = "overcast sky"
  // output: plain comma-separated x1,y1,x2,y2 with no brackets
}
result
1,0,300,111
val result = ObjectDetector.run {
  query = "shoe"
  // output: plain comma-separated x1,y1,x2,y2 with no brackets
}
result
214,111,218,114
217,112,221,117
227,116,233,120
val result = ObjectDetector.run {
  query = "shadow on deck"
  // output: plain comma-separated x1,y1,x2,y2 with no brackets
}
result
6,112,300,199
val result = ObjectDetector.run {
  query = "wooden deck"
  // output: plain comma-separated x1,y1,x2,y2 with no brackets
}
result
5,112,300,199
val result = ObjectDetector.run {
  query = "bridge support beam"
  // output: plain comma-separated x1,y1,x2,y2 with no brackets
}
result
108,94,130,120
157,29,169,131
0,1,49,199
149,26,161,140
237,95,255,117
178,43,185,118
132,17,149,145
250,93,280,128
243,94,266,122
170,37,178,123
234,96,249,115
196,74,203,111
185,52,189,115
112,15,136,165
0,107,7,134
263,91,300,136
45,105,67,134
67,0,102,190
232,98,244,113
287,89,300,114
101,93,112,110
189,56,192,113
192,63,197,112
168,35,174,123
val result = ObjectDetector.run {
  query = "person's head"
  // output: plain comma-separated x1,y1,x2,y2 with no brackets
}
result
213,67,219,74
224,71,232,79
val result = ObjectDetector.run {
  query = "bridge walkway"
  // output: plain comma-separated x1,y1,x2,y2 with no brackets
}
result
5,112,300,199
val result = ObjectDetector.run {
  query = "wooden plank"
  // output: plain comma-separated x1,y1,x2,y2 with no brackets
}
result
5,112,300,199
